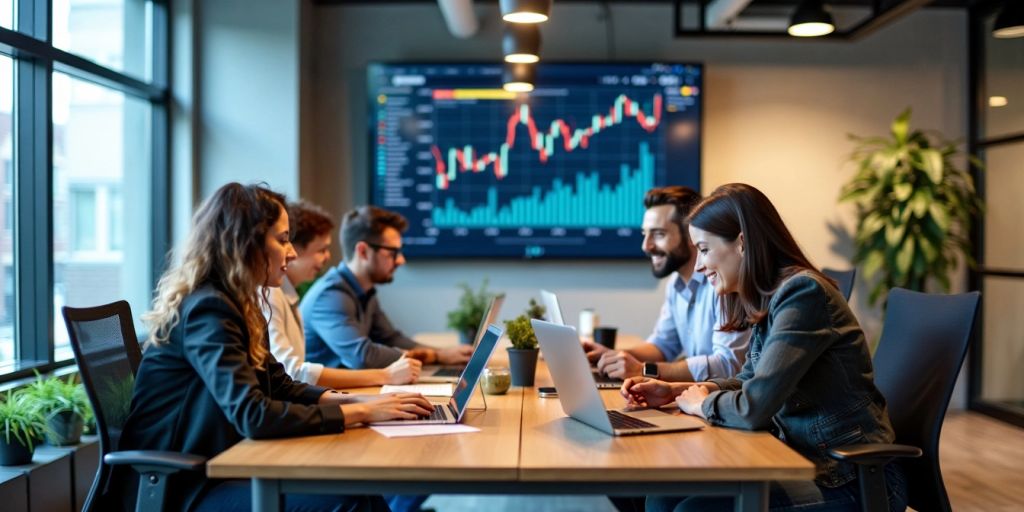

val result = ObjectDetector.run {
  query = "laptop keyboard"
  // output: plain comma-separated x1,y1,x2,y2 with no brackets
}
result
607,410,658,430
396,404,448,422
592,370,624,386
431,367,464,378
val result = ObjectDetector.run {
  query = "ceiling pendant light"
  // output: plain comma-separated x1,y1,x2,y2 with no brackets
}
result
503,24,541,64
502,63,536,93
500,0,551,24
787,0,835,37
993,2,1024,39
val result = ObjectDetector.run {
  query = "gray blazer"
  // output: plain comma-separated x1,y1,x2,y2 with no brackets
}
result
703,271,895,488
300,263,421,369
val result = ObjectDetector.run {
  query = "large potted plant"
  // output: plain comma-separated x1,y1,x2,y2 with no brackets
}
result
840,109,983,305
505,299,546,387
446,280,494,345
24,373,92,446
0,390,47,465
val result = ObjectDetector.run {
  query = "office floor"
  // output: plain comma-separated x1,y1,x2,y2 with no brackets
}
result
423,411,1024,511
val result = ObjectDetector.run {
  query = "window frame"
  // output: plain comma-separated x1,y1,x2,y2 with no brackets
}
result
0,0,169,382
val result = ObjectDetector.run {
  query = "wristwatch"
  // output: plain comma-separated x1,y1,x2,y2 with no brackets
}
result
643,362,659,379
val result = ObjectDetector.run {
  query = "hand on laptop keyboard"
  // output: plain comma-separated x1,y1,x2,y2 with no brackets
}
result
358,393,434,422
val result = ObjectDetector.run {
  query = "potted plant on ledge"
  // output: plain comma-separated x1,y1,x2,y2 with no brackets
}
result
447,280,495,345
840,108,983,305
505,299,546,387
24,373,92,446
0,389,47,466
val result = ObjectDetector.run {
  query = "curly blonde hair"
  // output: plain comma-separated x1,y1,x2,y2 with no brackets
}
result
143,183,287,369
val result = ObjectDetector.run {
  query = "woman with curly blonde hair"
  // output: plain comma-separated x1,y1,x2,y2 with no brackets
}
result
113,182,431,511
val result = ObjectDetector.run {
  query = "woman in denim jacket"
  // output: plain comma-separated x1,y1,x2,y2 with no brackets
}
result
623,183,907,512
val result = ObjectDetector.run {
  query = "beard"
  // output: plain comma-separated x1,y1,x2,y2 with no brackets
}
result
370,265,396,285
647,243,691,279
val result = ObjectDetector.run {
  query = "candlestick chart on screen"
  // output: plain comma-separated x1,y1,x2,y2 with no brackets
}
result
369,63,701,258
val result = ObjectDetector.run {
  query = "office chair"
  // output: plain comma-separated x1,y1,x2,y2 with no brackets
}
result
821,267,856,301
63,301,206,512
828,288,980,512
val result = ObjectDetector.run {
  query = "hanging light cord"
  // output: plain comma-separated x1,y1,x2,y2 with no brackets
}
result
600,1,616,59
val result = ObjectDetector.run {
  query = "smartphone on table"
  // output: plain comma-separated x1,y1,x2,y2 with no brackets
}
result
538,386,557,398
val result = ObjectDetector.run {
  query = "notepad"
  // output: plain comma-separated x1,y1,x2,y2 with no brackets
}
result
370,424,479,438
380,383,454,396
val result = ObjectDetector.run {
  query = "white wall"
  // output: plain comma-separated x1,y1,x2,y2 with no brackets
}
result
197,0,300,199
303,4,968,342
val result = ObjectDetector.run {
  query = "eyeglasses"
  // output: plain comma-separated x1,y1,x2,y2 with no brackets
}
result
366,242,403,259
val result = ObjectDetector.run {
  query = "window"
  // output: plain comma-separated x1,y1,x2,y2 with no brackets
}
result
53,72,153,360
0,1,166,379
0,54,12,367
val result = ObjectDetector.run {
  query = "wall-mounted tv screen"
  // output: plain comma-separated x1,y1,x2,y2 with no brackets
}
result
368,62,702,259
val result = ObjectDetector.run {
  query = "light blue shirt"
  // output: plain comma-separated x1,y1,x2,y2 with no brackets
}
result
646,272,750,381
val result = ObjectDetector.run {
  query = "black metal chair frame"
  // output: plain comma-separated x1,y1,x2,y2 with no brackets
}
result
63,300,207,512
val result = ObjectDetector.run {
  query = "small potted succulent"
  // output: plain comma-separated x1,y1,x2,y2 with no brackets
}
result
0,389,47,465
504,299,546,387
23,373,92,446
446,279,495,345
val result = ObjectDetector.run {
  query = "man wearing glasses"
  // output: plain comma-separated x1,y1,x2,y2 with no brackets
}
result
301,205,473,371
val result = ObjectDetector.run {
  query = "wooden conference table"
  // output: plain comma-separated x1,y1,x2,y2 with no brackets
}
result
207,333,814,512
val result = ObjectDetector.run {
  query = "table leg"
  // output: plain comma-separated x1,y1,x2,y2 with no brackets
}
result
252,478,283,512
735,481,768,512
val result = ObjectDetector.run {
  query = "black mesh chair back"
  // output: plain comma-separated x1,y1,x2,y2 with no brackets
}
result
822,267,856,301
873,288,980,512
63,300,143,511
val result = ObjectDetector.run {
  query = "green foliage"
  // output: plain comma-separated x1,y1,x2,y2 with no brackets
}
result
446,279,495,334
504,314,538,350
99,375,136,428
525,298,546,321
22,372,92,421
0,390,47,451
839,108,983,305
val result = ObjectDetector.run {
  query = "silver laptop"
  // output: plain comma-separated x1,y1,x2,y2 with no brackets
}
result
532,319,704,436
540,289,564,325
373,323,503,426
540,289,622,390
421,294,505,383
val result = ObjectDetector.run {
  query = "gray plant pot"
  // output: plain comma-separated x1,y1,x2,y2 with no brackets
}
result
46,411,84,446
458,328,478,346
507,348,539,387
0,437,35,466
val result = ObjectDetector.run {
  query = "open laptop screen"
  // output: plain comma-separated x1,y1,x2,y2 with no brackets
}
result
540,289,564,325
451,324,503,416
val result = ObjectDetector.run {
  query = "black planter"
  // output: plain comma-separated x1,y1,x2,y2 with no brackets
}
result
0,437,35,466
46,411,84,446
507,348,539,387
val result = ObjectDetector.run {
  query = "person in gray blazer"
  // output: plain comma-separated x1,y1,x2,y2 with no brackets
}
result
301,206,472,370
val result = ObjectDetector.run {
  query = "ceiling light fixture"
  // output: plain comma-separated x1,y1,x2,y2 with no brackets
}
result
787,0,835,38
502,62,536,93
989,96,1008,107
503,24,540,64
500,0,551,24
993,2,1024,39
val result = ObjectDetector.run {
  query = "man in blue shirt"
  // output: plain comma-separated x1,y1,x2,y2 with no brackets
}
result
585,186,750,382
301,206,472,371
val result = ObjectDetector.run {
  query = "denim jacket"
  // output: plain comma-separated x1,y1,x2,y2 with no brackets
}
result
702,271,894,488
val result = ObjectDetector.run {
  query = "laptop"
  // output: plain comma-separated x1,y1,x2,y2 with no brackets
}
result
540,289,623,390
420,293,505,383
532,319,704,436
372,323,503,425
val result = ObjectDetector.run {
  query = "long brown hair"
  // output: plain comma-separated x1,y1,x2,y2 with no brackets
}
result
687,183,834,330
143,183,287,368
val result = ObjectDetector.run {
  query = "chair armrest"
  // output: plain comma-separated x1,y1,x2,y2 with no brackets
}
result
827,443,922,465
105,450,207,473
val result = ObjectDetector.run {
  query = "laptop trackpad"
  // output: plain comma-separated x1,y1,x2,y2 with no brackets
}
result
627,408,705,429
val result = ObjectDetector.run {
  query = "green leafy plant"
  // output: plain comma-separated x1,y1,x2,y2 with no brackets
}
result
22,372,92,421
0,390,47,452
446,280,495,336
504,314,538,350
525,298,546,321
840,108,983,305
